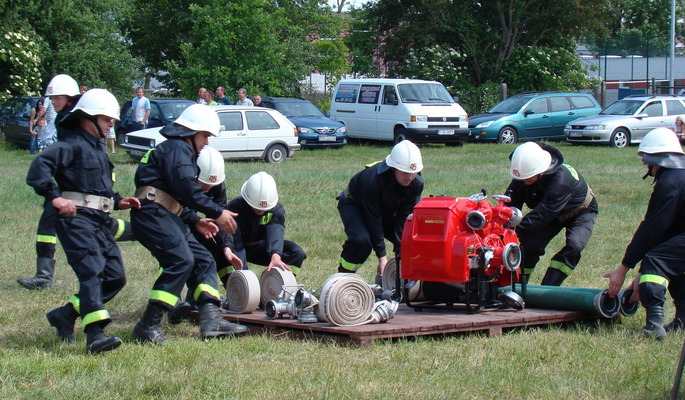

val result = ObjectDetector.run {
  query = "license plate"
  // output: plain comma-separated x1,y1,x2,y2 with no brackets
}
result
568,131,583,138
437,129,455,135
318,135,336,142
129,150,145,156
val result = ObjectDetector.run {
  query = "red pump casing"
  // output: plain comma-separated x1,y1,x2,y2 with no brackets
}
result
400,195,520,285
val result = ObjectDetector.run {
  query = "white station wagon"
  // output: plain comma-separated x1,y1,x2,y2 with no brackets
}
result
121,105,301,163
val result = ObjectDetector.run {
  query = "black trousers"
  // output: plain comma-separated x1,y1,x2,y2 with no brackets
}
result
338,198,400,271
638,233,685,308
132,203,220,310
55,209,125,330
517,209,597,277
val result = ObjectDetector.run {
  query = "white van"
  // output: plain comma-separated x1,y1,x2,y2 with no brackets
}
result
329,78,470,145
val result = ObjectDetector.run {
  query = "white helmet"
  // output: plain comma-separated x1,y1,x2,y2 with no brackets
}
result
44,74,80,97
71,89,120,120
386,140,423,173
241,171,278,211
510,142,552,180
197,146,226,185
173,104,221,136
637,127,684,156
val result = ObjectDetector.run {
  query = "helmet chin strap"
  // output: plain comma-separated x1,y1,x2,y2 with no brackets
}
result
642,165,654,180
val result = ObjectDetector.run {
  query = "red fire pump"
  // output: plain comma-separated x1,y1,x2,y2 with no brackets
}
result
398,190,525,312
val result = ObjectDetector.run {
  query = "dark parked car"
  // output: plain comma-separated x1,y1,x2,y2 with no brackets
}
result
0,96,41,149
115,98,195,144
260,97,347,148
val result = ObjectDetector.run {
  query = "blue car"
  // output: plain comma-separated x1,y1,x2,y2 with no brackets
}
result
261,97,347,148
468,92,601,144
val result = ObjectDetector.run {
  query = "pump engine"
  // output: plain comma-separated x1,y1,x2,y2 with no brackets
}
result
399,190,524,312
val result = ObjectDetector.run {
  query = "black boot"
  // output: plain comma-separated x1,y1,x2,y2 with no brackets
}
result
540,268,567,286
639,306,667,340
132,302,170,345
18,257,55,290
46,303,78,342
198,302,247,339
85,323,121,354
666,300,685,332
168,301,192,325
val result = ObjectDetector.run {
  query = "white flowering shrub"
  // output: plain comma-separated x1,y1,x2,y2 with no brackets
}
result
0,30,42,103
398,45,468,92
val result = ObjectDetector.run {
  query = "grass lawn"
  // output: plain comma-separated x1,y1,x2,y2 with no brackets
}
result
0,139,681,399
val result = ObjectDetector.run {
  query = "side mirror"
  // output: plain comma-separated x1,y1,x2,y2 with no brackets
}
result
634,113,649,119
452,96,459,103
524,109,535,116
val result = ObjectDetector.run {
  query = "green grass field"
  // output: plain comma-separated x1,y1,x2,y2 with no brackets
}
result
0,140,681,399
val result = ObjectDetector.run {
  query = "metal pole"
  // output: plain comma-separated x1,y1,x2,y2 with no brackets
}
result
670,0,676,94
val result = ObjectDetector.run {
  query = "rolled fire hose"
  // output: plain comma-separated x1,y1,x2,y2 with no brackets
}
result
319,273,377,326
499,284,620,318
617,288,640,317
225,270,261,313
260,268,297,308
382,258,424,301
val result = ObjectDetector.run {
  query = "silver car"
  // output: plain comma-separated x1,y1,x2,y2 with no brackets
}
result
564,96,685,148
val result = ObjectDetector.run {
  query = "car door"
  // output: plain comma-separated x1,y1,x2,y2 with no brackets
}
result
632,100,665,141
243,109,283,150
547,96,574,139
210,111,248,155
519,98,553,138
377,84,401,140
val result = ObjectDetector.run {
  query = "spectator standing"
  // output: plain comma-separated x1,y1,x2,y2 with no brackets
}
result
204,90,217,106
28,98,45,155
252,95,263,107
215,86,231,105
31,113,48,154
80,85,88,94
673,115,685,143
131,87,150,131
106,126,116,154
235,88,254,106
197,87,207,104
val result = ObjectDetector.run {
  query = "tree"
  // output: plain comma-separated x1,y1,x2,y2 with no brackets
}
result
362,0,611,88
0,28,43,103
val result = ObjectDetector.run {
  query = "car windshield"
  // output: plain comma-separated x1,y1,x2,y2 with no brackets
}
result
159,102,193,120
275,101,325,118
397,83,454,103
488,96,533,113
600,100,643,115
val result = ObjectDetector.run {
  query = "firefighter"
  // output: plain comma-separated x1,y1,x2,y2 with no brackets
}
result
337,140,424,283
130,104,247,344
505,142,598,286
18,74,134,290
26,89,141,354
604,128,685,340
228,171,306,275
169,146,243,323
18,74,81,290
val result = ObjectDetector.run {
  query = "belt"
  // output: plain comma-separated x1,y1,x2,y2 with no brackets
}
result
558,187,595,223
61,191,114,214
135,186,182,216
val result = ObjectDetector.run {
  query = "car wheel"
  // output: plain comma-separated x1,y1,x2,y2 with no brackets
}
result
394,128,408,144
265,144,287,163
609,128,629,148
116,129,126,146
497,127,518,144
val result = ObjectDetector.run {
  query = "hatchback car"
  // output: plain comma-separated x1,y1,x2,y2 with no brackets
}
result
115,98,195,144
121,105,301,163
0,96,41,149
564,96,685,148
468,92,602,144
260,97,347,148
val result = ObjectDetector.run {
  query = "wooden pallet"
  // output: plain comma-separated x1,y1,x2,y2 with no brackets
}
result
219,305,609,346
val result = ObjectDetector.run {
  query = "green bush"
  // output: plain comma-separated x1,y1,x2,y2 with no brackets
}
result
456,82,502,116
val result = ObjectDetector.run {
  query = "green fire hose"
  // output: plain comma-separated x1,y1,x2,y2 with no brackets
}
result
499,284,621,318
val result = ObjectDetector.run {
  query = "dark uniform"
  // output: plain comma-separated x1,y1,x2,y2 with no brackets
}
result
337,161,424,272
622,166,685,327
26,124,126,341
227,196,306,275
131,139,225,311
505,143,598,285
20,96,134,290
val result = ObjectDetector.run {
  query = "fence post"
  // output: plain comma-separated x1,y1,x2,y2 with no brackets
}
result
500,83,508,101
